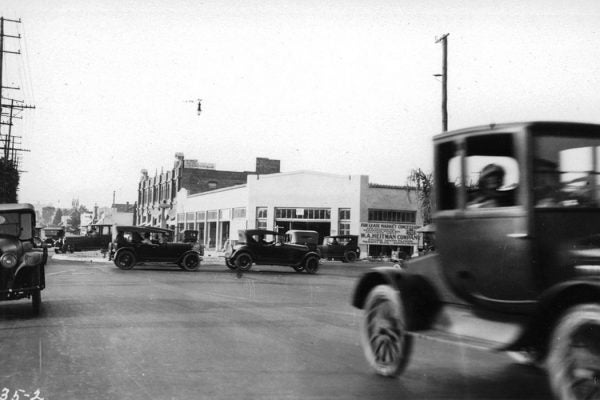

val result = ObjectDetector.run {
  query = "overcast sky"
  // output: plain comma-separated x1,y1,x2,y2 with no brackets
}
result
2,0,600,209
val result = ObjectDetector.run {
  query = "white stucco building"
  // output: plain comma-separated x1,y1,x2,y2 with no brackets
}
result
173,170,423,258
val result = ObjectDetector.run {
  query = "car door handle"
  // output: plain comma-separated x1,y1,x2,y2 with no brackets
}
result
506,233,530,239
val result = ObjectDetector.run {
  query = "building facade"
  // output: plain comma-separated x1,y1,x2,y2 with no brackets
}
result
173,171,422,258
136,153,280,227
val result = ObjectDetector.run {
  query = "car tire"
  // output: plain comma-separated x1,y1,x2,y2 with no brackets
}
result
180,252,201,271
344,251,357,263
67,244,74,253
31,289,41,315
114,250,136,270
360,284,413,377
304,256,319,274
235,253,253,271
547,304,600,400
225,259,237,270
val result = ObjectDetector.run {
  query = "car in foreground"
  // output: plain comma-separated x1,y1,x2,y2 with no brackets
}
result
111,226,203,271
0,203,47,314
352,122,600,400
318,235,360,262
224,229,320,273
55,223,112,253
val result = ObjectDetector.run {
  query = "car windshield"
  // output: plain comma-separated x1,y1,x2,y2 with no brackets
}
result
0,212,33,240
534,133,600,207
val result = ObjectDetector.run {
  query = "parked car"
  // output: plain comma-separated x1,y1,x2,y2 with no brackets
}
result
318,235,360,262
41,226,65,247
55,223,112,253
111,225,203,271
284,229,319,250
352,122,600,400
0,203,47,314
179,229,198,243
224,229,320,273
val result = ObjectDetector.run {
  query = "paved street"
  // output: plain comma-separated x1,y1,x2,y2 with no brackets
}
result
0,256,550,400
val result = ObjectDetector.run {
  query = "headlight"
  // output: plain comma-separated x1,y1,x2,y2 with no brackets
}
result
0,253,18,268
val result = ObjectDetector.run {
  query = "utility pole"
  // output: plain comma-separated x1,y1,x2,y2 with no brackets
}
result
0,17,33,168
435,33,449,132
0,17,22,118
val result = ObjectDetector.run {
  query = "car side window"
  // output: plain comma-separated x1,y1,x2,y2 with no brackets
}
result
132,232,143,243
439,133,520,210
534,135,600,207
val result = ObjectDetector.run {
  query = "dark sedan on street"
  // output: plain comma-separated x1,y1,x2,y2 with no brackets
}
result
224,229,320,273
110,226,203,271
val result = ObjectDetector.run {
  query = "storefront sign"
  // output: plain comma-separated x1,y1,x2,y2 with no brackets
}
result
359,222,419,245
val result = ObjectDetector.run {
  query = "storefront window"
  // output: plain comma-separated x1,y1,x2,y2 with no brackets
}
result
368,209,416,223
256,207,268,229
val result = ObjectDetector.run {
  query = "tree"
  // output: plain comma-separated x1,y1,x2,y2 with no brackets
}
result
0,160,19,203
408,168,434,226
52,208,63,226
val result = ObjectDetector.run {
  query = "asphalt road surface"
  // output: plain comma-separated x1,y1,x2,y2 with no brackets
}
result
0,256,551,400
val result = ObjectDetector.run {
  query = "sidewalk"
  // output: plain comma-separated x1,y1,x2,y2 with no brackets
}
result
51,250,225,264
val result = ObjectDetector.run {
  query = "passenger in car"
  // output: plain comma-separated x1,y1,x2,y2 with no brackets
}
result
467,164,509,208
141,232,153,245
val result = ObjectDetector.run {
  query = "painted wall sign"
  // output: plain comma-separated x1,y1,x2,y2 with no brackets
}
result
359,222,419,245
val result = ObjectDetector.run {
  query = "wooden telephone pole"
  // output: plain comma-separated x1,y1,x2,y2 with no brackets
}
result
0,16,34,202
435,33,449,132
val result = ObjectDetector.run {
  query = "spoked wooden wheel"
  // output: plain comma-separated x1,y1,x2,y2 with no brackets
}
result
548,304,600,400
360,285,413,377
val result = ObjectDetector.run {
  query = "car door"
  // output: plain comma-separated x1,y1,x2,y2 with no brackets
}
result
435,132,538,311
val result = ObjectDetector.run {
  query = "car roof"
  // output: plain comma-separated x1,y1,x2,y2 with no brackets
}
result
242,229,280,236
433,121,600,141
116,225,174,234
0,203,35,212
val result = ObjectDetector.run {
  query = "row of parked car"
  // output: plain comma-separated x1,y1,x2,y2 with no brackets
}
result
42,221,362,275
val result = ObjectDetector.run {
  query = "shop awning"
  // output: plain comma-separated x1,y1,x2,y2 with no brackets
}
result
416,224,436,233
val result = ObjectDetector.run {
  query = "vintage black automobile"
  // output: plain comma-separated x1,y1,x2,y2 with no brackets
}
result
318,235,360,262
224,229,320,273
0,203,47,314
55,223,112,253
41,226,64,247
352,122,600,400
111,226,203,271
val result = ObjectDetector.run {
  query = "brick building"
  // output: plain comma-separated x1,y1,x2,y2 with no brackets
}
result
136,153,279,227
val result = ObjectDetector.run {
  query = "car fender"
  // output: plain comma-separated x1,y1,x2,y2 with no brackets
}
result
177,250,203,264
229,248,255,262
113,246,136,259
504,279,600,356
351,267,442,331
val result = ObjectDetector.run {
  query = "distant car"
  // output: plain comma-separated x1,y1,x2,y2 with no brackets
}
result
111,226,203,271
0,203,47,314
318,235,360,262
41,226,64,247
224,229,321,273
56,224,113,253
284,230,319,250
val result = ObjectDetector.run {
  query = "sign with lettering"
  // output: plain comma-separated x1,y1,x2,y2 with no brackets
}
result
359,222,419,245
